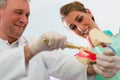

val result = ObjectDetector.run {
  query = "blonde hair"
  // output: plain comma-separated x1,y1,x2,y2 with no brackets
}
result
60,1,95,21
60,1,86,18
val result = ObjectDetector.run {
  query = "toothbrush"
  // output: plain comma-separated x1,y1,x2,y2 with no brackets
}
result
43,39,85,50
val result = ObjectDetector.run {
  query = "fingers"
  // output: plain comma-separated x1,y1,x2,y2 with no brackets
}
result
43,31,67,49
93,64,117,78
111,56,120,69
96,55,114,67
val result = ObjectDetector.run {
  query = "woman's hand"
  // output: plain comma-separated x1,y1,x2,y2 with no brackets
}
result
93,50,120,78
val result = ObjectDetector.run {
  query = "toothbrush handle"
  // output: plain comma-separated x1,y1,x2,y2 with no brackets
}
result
43,39,85,50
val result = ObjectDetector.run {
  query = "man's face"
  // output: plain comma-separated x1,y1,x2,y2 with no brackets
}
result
0,0,30,41
63,11,99,39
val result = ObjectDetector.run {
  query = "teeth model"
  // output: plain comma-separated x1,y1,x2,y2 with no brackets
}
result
88,28,112,47
75,28,112,64
75,49,96,64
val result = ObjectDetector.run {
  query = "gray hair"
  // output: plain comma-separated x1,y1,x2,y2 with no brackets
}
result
0,0,6,8
0,0,30,8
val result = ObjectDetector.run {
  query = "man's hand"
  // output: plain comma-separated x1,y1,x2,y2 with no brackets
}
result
28,31,67,55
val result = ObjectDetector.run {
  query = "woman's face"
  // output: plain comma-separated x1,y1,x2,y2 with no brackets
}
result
63,10,99,38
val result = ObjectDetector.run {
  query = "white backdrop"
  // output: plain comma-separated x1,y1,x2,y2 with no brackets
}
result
25,0,120,45
24,0,120,79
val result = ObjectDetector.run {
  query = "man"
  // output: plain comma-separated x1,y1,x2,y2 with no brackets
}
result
0,0,91,80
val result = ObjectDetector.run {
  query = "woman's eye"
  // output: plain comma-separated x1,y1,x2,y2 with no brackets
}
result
77,16,83,22
70,25,77,30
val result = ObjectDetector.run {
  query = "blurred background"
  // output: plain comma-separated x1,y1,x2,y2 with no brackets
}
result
24,0,120,79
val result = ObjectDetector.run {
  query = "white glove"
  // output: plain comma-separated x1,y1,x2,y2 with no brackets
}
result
93,50,120,78
28,31,67,55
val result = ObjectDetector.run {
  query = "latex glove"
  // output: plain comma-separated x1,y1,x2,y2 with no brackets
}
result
93,50,120,78
28,31,67,55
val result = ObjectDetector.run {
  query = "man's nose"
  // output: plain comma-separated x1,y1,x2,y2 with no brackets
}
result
19,15,28,23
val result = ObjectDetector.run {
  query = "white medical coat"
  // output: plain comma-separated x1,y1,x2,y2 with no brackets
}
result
0,36,88,80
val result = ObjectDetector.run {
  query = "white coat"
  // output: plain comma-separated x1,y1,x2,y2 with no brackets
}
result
0,36,88,80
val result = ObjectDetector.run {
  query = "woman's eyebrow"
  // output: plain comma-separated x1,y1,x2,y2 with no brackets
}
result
69,24,73,28
75,15,79,21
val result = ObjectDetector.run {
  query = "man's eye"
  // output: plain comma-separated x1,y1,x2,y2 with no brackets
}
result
15,11,22,15
77,16,83,22
18,12,22,14
26,13,30,18
70,25,77,30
